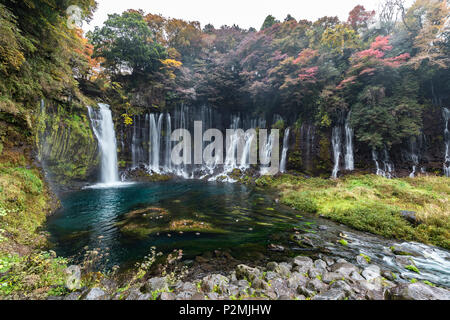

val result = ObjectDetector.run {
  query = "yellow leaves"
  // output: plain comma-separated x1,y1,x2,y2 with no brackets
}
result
122,114,133,126
321,24,360,53
160,58,183,69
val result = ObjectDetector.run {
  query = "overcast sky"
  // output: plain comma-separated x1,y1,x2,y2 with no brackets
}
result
83,0,413,32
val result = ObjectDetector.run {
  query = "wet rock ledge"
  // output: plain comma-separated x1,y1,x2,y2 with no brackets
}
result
51,255,450,301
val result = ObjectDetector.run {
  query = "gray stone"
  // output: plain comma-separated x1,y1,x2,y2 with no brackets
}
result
322,272,345,284
362,265,381,281
329,280,353,295
292,256,314,270
201,274,229,293
206,292,219,300
236,265,261,282
269,278,295,298
387,283,450,300
145,277,169,293
287,272,308,289
178,281,197,293
251,279,270,290
314,259,328,272
400,211,421,225
223,284,240,296
394,255,415,267
176,291,195,300
391,244,423,257
126,289,150,300
308,267,323,279
349,271,365,282
85,288,107,300
330,262,359,277
64,292,82,301
307,278,328,293
312,289,346,300
356,255,369,266
159,292,176,300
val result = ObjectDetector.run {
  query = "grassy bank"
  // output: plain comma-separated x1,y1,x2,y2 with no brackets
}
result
0,116,69,299
256,174,450,249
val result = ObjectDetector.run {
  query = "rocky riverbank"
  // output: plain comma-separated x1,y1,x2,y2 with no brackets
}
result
53,253,450,301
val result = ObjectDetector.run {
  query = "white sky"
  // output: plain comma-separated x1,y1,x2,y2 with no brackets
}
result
83,0,414,32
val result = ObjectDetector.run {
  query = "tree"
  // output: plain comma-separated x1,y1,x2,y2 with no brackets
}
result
347,5,375,31
89,11,167,77
261,15,279,30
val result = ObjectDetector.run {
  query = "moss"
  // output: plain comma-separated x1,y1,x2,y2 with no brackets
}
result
360,254,371,263
35,101,99,185
339,239,348,246
263,174,450,249
405,265,420,274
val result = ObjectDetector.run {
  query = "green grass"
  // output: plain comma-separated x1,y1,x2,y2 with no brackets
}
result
257,174,450,249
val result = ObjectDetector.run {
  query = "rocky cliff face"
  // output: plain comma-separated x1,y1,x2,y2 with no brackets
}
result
35,100,99,188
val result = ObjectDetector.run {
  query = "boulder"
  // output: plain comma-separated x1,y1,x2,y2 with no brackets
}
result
387,283,450,300
312,289,346,300
362,265,381,281
400,211,421,225
306,278,328,293
236,265,261,282
145,277,169,293
201,274,229,293
84,288,107,300
330,262,359,277
159,292,176,300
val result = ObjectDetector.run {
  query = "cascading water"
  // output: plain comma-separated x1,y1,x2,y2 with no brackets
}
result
260,131,276,176
224,116,241,173
331,126,342,179
165,113,172,172
280,128,290,173
344,114,354,171
443,107,450,177
87,103,120,185
409,137,420,178
372,148,394,178
149,114,164,173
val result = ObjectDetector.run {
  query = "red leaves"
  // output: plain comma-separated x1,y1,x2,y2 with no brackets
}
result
356,36,393,59
298,66,318,82
354,36,409,68
383,53,411,67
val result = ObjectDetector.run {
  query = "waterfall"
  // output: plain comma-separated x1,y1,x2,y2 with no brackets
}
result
280,128,290,173
444,108,450,177
409,137,420,178
239,131,256,170
260,131,276,175
165,113,172,172
149,114,164,173
344,114,354,171
331,126,342,179
372,148,394,178
87,103,119,184
224,116,241,173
